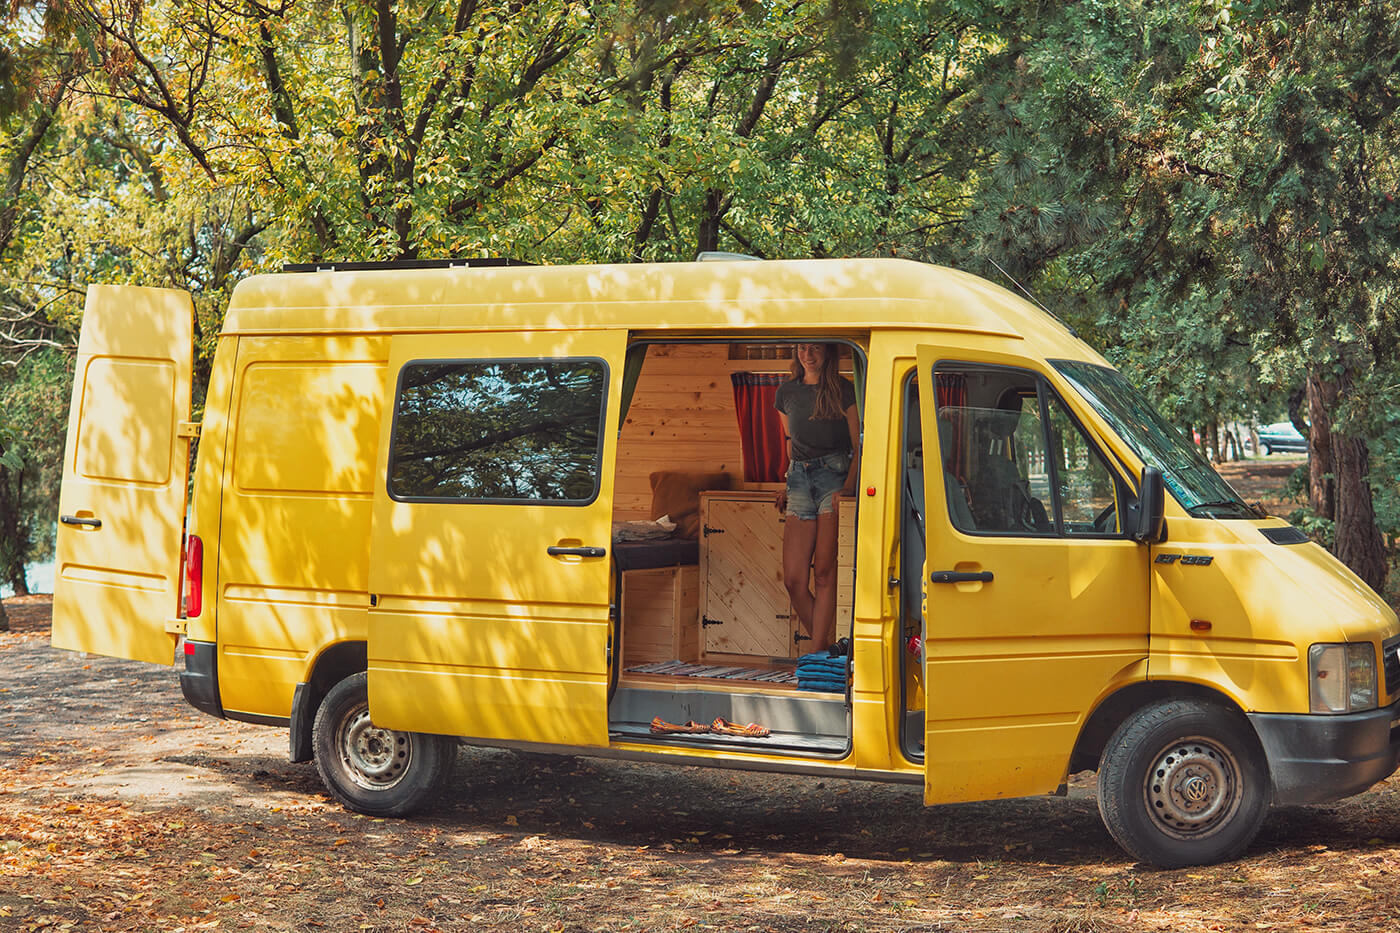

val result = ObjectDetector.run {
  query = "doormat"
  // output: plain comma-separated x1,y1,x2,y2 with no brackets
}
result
624,660,799,683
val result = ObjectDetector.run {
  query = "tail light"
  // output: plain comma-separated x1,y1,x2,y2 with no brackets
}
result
183,534,203,618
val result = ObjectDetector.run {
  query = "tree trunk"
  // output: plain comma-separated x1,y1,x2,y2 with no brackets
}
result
696,189,725,255
1306,372,1335,520
1332,431,1387,591
0,464,25,595
8,468,26,597
0,598,8,633
1309,370,1386,591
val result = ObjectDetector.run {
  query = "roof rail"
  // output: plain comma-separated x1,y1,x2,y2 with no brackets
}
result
696,251,761,262
281,258,533,273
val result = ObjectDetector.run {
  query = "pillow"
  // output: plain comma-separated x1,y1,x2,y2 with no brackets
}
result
649,470,733,539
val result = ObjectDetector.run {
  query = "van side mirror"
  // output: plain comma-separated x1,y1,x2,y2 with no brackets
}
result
1131,466,1166,543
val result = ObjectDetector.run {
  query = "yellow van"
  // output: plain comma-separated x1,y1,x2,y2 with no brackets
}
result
51,257,1400,867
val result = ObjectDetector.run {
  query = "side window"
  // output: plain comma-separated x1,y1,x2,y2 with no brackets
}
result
933,364,1121,537
1046,393,1120,535
387,358,608,503
935,366,1052,535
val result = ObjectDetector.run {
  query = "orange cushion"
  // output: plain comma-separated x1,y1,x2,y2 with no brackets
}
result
649,470,733,539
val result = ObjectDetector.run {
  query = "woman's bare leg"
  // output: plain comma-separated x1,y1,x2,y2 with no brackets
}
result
809,510,841,651
782,516,818,637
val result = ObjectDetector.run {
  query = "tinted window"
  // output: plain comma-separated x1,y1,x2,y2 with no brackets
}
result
388,359,607,502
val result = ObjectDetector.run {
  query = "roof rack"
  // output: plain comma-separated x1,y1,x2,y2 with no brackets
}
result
281,258,533,273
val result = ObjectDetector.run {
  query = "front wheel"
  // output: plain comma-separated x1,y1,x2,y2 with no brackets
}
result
312,672,456,817
1097,699,1270,868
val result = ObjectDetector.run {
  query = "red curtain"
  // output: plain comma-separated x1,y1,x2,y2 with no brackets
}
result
935,372,968,478
731,373,789,483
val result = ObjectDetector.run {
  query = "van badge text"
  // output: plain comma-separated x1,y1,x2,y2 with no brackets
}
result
1155,553,1214,566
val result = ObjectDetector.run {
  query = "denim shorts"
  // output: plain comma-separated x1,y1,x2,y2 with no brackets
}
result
785,452,851,520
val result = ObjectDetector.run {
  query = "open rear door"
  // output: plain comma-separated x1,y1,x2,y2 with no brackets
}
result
51,285,194,665
366,330,626,747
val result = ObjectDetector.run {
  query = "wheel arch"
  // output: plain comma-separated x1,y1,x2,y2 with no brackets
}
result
289,641,368,763
1069,680,1257,775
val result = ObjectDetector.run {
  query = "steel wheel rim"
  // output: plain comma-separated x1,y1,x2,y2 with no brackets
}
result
1143,735,1242,840
338,704,411,790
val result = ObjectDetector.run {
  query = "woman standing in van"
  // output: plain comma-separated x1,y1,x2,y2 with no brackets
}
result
775,342,861,653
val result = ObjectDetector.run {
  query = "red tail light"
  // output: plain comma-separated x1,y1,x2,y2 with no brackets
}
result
183,534,203,618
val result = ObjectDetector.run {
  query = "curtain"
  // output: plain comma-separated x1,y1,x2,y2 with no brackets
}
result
935,372,968,478
617,344,648,435
731,372,789,483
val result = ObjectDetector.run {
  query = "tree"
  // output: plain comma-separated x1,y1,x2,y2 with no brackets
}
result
961,0,1400,589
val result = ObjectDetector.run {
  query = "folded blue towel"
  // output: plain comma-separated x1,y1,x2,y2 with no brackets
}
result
797,659,848,674
797,674,848,686
797,680,845,693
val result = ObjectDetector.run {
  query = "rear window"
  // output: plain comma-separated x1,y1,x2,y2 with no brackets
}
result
386,358,608,503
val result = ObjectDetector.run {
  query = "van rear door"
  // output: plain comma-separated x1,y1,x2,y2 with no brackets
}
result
51,285,194,665
366,330,626,747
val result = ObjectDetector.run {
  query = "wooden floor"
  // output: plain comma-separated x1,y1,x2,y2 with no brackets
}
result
618,670,799,692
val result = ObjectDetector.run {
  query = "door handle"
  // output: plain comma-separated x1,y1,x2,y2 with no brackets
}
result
61,514,103,529
930,570,992,584
547,545,607,557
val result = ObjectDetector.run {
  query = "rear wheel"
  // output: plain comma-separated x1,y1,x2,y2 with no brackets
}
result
1097,699,1269,868
312,672,456,816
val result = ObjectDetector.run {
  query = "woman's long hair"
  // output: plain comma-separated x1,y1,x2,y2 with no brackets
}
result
789,343,847,420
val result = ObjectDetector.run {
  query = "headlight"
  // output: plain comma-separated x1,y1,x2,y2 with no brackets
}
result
1309,642,1377,713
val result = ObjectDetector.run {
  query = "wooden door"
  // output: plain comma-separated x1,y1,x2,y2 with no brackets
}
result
700,494,792,658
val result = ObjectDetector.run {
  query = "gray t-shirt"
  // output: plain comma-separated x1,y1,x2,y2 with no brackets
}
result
775,378,857,461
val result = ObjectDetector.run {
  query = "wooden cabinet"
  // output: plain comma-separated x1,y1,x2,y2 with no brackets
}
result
699,490,855,661
699,491,791,659
621,565,699,666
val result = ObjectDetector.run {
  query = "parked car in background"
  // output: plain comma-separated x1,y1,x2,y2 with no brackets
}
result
1258,421,1308,455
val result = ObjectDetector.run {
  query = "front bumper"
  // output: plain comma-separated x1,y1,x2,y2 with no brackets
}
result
1249,699,1400,805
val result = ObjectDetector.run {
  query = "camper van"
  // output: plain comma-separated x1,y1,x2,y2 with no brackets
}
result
52,257,1400,868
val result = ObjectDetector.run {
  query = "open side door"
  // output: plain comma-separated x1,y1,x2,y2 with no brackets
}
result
366,330,626,747
915,344,1149,804
52,286,194,665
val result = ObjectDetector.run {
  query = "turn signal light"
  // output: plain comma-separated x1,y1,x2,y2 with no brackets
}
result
183,535,203,618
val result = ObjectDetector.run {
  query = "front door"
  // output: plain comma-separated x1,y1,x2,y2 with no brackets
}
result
915,345,1150,803
366,331,626,747
51,286,194,665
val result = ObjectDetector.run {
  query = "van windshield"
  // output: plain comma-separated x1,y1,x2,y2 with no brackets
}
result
1052,360,1256,518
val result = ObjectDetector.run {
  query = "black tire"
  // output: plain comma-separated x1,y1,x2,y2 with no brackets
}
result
1097,699,1270,868
1262,443,1272,456
312,672,456,817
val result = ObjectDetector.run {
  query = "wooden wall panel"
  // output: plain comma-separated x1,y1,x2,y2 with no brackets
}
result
615,344,790,521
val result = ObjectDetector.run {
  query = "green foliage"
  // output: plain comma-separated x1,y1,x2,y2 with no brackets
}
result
0,350,69,585
2,0,1400,584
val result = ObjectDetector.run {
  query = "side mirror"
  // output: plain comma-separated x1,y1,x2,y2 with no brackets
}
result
1131,466,1166,543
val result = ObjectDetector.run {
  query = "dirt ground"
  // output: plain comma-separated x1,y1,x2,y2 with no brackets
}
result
4,458,1399,932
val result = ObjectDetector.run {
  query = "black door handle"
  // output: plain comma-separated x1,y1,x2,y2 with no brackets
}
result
547,545,606,557
61,515,102,529
930,570,993,584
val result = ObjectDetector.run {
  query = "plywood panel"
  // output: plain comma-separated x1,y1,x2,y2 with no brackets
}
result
615,344,749,521
699,493,791,659
835,499,857,640
621,565,700,665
